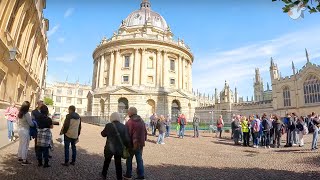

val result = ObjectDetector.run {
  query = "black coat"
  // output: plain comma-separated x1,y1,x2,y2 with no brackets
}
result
101,121,130,155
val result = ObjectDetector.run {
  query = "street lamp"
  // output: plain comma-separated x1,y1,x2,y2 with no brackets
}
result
9,48,18,61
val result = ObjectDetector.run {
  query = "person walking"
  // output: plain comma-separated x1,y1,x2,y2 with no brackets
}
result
193,113,200,138
156,115,166,144
178,114,187,139
311,113,320,151
17,101,34,165
284,113,294,147
232,115,241,145
241,116,250,146
32,100,44,155
123,107,147,180
165,114,171,137
252,115,261,148
149,113,157,136
60,105,81,166
292,113,299,145
216,115,224,138
36,105,53,168
4,101,19,141
101,112,130,180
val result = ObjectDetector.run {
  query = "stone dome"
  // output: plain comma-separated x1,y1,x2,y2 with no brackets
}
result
121,0,169,31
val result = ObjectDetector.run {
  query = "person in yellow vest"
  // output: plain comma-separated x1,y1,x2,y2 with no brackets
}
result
241,116,250,147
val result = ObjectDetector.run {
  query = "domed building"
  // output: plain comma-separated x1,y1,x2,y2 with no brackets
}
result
88,0,196,121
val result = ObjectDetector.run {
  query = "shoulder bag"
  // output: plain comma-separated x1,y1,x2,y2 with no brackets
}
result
111,123,130,159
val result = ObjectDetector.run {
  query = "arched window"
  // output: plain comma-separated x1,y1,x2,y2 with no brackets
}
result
304,75,320,104
283,86,291,107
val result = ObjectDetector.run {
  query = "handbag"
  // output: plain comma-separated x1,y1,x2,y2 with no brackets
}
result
111,123,130,159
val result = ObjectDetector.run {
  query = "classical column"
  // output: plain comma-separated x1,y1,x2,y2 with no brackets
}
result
182,57,185,90
99,54,105,87
178,55,182,89
189,62,193,92
133,48,140,86
115,50,121,85
140,48,146,85
162,50,168,87
156,50,162,87
96,58,101,88
109,51,115,86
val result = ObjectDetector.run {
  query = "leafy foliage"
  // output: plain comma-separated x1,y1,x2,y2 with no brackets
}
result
44,97,54,105
272,0,320,13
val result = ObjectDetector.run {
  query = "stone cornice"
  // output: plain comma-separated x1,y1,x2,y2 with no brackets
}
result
93,38,194,62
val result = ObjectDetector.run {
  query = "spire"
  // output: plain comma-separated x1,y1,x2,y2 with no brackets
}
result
267,82,270,91
270,57,274,67
292,61,296,75
305,48,310,63
140,0,151,9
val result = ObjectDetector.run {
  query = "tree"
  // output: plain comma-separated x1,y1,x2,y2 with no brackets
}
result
272,0,320,13
44,97,54,106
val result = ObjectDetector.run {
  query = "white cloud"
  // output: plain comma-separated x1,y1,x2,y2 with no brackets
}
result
47,24,60,37
57,37,65,43
193,26,320,97
52,54,78,63
64,8,74,18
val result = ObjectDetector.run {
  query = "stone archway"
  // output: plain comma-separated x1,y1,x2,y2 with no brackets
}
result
146,99,155,116
118,97,129,121
171,100,181,122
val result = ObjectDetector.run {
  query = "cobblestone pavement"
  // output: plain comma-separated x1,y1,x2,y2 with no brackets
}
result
0,123,320,180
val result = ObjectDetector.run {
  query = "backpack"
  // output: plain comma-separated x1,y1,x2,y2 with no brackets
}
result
262,119,271,131
180,118,185,125
253,120,260,132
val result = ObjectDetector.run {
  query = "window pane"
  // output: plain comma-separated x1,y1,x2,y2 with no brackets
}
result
125,56,130,67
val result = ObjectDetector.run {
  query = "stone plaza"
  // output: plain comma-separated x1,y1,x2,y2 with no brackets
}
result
0,123,320,180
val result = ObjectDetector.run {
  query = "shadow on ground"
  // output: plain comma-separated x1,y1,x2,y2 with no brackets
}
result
1,142,320,180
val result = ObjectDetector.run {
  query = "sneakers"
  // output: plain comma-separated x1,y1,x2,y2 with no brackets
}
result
21,161,32,165
123,175,132,180
161,142,165,145
267,146,270,149
61,162,69,166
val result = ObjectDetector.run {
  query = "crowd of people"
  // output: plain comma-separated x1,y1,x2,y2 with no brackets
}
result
229,112,320,150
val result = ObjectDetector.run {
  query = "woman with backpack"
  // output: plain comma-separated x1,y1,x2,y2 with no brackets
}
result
178,114,187,138
296,116,307,147
156,115,166,144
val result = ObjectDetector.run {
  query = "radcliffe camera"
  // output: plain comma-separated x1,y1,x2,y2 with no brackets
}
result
0,0,319,180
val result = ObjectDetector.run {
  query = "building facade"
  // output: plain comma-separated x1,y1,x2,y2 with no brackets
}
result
44,82,91,116
0,0,49,129
88,0,196,121
196,50,320,124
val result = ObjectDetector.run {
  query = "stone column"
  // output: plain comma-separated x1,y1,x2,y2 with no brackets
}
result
114,50,121,85
140,48,146,85
178,55,182,89
99,54,105,87
182,57,185,90
189,61,193,92
162,50,168,87
133,48,140,86
108,51,115,86
156,50,162,87
96,58,101,88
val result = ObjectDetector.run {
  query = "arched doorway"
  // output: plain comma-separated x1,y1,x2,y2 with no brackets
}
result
146,99,155,116
100,99,105,116
118,97,129,121
171,100,181,122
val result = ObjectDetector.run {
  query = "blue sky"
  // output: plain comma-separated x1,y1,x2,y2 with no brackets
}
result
44,0,320,99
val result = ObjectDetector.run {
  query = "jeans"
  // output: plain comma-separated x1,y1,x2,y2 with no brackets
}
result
36,146,49,165
7,120,14,140
243,132,249,146
18,128,30,160
126,148,144,178
157,133,165,144
293,129,299,144
193,126,199,137
179,126,185,138
311,127,319,149
64,135,77,163
262,131,271,146
299,131,304,146
152,125,156,136
274,131,282,147
102,153,122,180
165,126,170,137
286,128,293,146
217,127,222,138
253,132,259,146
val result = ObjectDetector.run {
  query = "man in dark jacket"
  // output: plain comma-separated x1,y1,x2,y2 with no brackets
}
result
123,107,147,180
60,105,81,166
31,100,43,154
101,112,130,180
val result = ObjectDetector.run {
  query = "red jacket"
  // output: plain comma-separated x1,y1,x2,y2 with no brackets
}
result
126,114,147,150
177,115,187,125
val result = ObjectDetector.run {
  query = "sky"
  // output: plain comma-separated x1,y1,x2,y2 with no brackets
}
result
44,0,320,99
